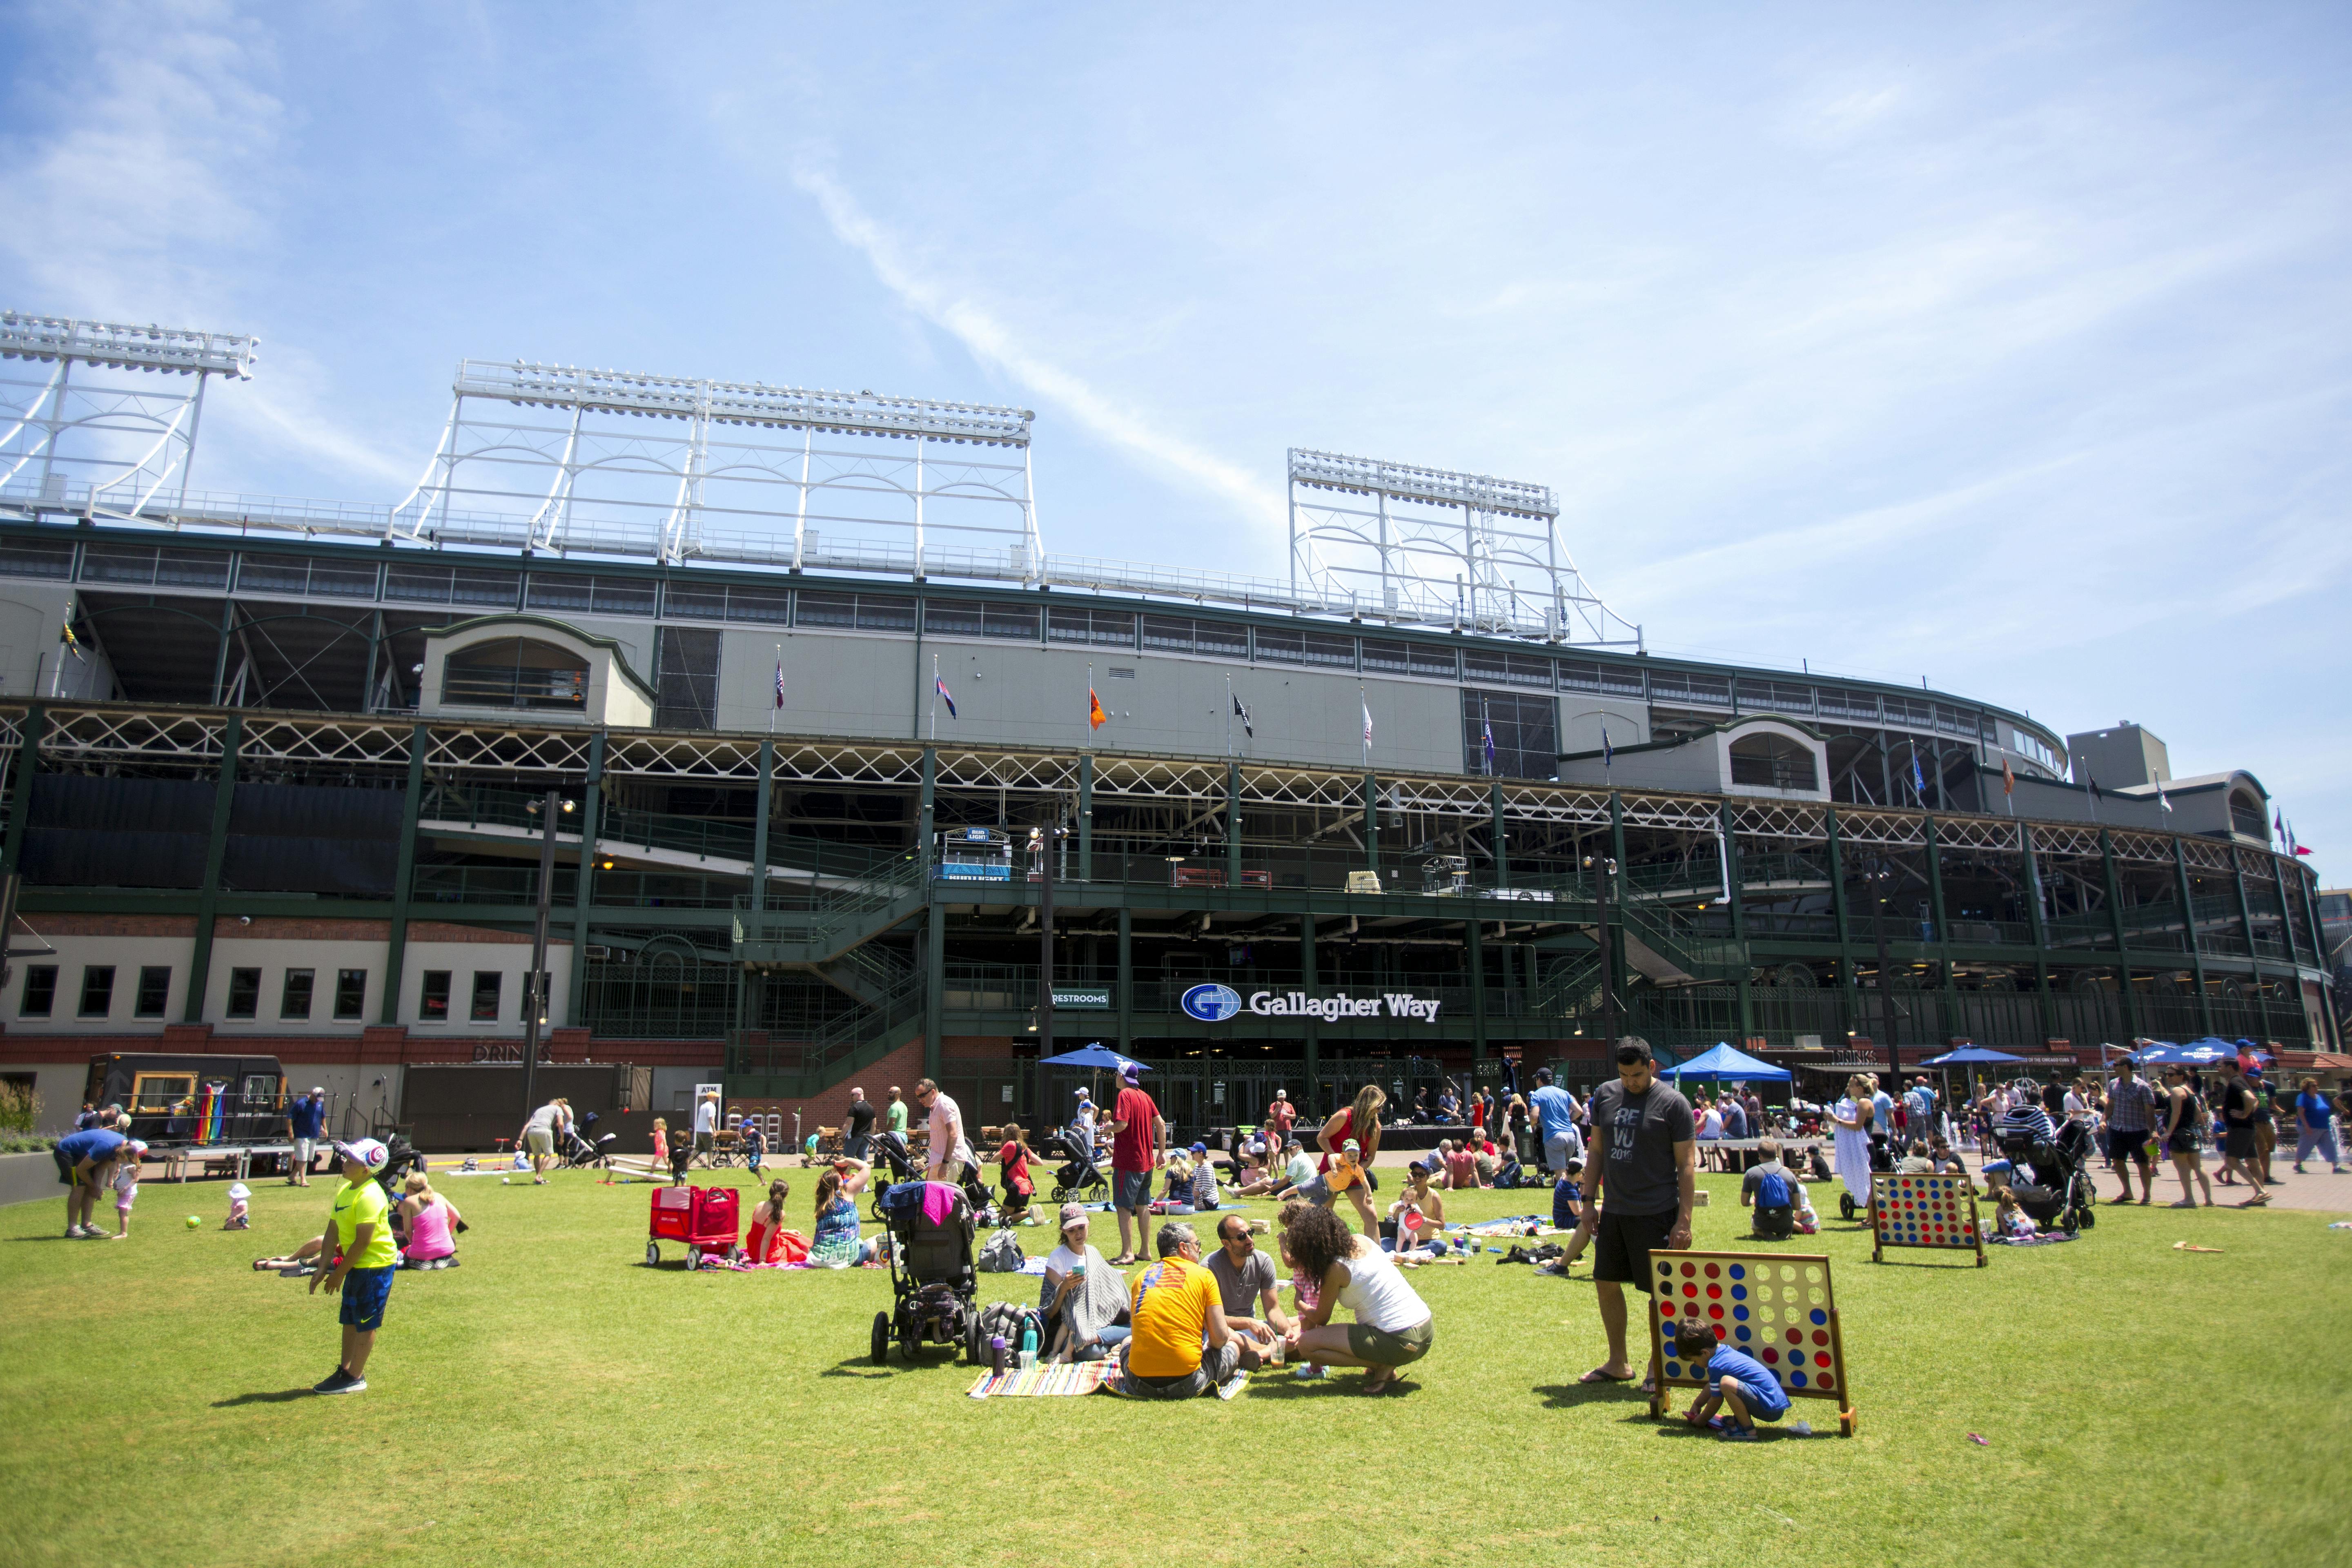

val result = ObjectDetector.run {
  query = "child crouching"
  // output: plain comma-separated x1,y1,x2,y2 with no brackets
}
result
1674,1318,1792,1441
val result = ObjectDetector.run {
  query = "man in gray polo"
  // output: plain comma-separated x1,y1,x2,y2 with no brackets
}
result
1572,1040,1696,1389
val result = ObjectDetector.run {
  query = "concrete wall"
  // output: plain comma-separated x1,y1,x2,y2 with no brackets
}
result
720,627,1477,775
0,583,113,700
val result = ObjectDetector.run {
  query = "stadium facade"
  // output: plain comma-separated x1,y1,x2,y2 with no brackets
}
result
0,311,2335,1143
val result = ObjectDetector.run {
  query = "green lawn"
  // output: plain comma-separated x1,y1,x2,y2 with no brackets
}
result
2,1164,2347,1568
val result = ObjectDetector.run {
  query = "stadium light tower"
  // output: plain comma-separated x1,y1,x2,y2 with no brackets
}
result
388,359,1040,576
0,310,258,519
1287,448,1639,646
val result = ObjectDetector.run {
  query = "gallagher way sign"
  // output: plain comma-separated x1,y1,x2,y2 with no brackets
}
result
1181,984,1442,1023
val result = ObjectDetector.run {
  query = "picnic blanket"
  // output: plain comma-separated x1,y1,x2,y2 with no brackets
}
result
967,1361,1114,1398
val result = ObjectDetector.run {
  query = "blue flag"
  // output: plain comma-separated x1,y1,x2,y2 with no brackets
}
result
1602,725,1613,768
1481,718,1496,774
1910,750,1927,801
934,674,957,719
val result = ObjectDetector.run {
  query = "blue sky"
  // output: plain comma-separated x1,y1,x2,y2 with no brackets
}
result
3,2,2347,881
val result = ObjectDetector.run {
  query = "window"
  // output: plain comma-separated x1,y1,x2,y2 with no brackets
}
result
420,970,452,1022
235,553,379,599
1362,637,1461,679
442,637,589,711
1462,649,1554,688
226,968,261,1019
981,602,1042,640
78,966,116,1018
655,626,720,730
1254,627,1357,669
1729,733,1819,792
1047,607,1136,649
2230,789,2267,841
20,965,55,1018
1140,615,1245,658
471,971,503,1022
793,592,915,633
384,563,520,608
662,579,793,625
1460,691,1558,780
280,968,315,1020
526,572,657,617
334,969,367,1020
522,969,553,1027
135,966,171,1018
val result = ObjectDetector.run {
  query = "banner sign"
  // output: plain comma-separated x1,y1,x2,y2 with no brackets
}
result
1050,986,1113,1009
1181,984,1442,1023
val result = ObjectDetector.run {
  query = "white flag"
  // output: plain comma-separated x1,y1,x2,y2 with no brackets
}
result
1362,695,1374,748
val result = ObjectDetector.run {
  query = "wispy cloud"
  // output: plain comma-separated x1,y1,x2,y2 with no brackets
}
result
790,162,1286,532
0,0,410,487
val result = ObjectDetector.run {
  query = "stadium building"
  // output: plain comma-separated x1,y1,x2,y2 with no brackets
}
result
0,310,2335,1144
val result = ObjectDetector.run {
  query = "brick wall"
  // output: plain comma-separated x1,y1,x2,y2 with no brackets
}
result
0,1021,719,1069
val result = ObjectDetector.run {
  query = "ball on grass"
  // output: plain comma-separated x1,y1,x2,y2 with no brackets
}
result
185,1215,201,1229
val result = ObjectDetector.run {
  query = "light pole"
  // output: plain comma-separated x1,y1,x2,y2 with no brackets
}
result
521,791,575,1118
1584,852,1619,1047
1864,859,1900,1067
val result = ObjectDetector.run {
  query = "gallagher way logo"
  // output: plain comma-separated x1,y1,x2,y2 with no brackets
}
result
1183,986,1443,1023
1179,983,1243,1022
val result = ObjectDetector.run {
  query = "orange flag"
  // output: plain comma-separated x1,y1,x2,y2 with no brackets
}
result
1088,687,1107,730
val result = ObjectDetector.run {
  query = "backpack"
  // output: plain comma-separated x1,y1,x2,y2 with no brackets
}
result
1754,1167,1791,1211
978,1229,1027,1273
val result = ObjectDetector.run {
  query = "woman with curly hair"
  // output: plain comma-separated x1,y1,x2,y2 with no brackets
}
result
1280,1203,1434,1394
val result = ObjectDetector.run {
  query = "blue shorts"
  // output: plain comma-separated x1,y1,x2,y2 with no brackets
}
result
339,1265,395,1332
1114,1169,1153,1212
1719,1372,1789,1422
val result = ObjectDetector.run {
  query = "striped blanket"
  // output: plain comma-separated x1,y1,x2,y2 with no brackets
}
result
966,1361,1114,1399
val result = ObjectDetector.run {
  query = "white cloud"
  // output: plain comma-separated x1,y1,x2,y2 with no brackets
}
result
789,162,1287,535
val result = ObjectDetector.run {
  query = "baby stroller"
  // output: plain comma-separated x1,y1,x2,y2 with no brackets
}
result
1046,1126,1109,1203
869,1181,982,1366
869,1129,1000,1227
1836,1136,1898,1221
561,1112,617,1170
1994,1117,2099,1232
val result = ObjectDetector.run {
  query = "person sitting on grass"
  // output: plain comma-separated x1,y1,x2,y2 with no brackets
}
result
809,1168,878,1267
1116,1221,1240,1399
1280,1203,1434,1394
1238,1136,1313,1199
396,1174,464,1268
1206,1213,1291,1369
1552,1160,1584,1233
1739,1139,1800,1241
745,1178,796,1264
1042,1204,1131,1363
1991,1186,2039,1239
311,1138,398,1395
999,1126,1035,1221
1673,1319,1791,1441
1387,1160,1446,1245
1187,1142,1221,1210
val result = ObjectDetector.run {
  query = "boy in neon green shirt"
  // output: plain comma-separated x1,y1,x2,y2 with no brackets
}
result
310,1138,398,1394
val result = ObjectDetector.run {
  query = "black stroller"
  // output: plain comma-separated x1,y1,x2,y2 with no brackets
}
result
868,1130,1000,1227
1046,1126,1109,1203
561,1112,617,1170
1994,1116,2099,1232
1835,1136,1898,1221
869,1180,984,1366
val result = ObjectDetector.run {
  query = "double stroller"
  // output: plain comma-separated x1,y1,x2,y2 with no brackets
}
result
561,1111,617,1170
869,1180,984,1366
1046,1126,1109,1203
1993,1116,2099,1233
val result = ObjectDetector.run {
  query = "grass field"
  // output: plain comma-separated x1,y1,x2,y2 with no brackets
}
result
2,1164,2348,1568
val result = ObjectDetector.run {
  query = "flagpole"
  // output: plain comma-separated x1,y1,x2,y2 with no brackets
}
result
1087,663,1094,753
769,641,780,735
929,652,938,742
1225,675,1233,759
1359,682,1368,768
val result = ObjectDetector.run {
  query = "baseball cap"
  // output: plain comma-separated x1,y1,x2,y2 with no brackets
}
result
1059,1202,1087,1229
1189,1141,1207,1155
1074,1087,1089,1099
1341,1138,1361,1154
336,1137,390,1172
1120,1065,1141,1085
309,1085,326,1095
126,1139,149,1157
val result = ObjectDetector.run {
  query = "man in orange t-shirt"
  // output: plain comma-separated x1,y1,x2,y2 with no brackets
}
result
1119,1221,1238,1398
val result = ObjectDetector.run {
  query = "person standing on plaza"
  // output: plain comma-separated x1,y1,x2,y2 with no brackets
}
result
2293,1076,2345,1174
2158,1065,2214,1207
1106,1065,1164,1266
2213,1058,2269,1206
1530,1067,1583,1178
844,1087,876,1160
519,1098,564,1184
54,1120,126,1238
1269,1088,1296,1143
885,1086,910,1140
1572,1041,1696,1390
285,1086,328,1187
2102,1059,2159,1204
310,1138,398,1395
915,1078,973,1184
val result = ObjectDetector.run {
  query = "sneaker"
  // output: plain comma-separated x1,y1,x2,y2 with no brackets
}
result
1718,1425,1759,1442
312,1370,365,1395
65,1224,86,1238
1293,1364,1327,1381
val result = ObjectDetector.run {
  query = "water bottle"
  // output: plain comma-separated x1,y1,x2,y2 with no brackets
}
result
990,1335,1008,1375
1020,1321,1040,1357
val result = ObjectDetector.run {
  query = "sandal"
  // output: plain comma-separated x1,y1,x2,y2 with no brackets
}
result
1577,1367,1635,1384
2238,1194,2269,1207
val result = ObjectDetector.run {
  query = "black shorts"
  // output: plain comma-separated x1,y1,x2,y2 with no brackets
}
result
2106,1129,2149,1162
1592,1209,1678,1290
2223,1127,2257,1160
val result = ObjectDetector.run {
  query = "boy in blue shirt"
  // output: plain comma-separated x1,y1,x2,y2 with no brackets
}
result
1674,1318,1791,1441
739,1119,766,1176
1551,1160,1584,1230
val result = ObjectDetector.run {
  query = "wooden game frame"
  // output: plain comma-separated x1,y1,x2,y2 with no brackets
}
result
1645,1250,1858,1437
1869,1172,1987,1266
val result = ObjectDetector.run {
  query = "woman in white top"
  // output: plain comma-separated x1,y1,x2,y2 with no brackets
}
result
1040,1203,1129,1362
1830,1075,1876,1209
1281,1204,1433,1393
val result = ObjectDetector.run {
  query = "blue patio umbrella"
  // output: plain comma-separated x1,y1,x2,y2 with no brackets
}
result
2135,1040,2232,1066
1038,1043,1147,1073
1917,1047,2029,1067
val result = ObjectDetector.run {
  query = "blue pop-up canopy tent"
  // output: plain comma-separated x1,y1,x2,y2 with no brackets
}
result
1662,1042,1790,1082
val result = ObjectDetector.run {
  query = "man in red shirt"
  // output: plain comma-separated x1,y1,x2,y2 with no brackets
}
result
1106,1065,1165,1265
1270,1090,1296,1141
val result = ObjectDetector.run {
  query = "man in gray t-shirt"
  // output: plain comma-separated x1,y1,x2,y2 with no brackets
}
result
1572,1040,1696,1389
1206,1213,1288,1369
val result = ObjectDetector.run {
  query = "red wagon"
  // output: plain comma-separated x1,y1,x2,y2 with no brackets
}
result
646,1184,740,1270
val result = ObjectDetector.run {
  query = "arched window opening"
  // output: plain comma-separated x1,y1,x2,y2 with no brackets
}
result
443,637,588,710
2228,788,2266,840
1729,732,1817,791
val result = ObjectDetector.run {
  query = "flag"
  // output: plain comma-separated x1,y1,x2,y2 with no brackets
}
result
60,611,81,659
2002,758,2015,797
1910,750,1927,802
1231,693,1252,738
1481,716,1496,774
1601,725,1613,769
1361,695,1373,749
2156,780,2172,813
2085,770,2101,805
2275,809,2287,851
1088,687,1106,731
933,673,956,719
773,657,786,710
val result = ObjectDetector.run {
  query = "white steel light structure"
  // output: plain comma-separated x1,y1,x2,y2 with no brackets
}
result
1287,448,1639,646
0,311,258,518
388,359,1040,575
